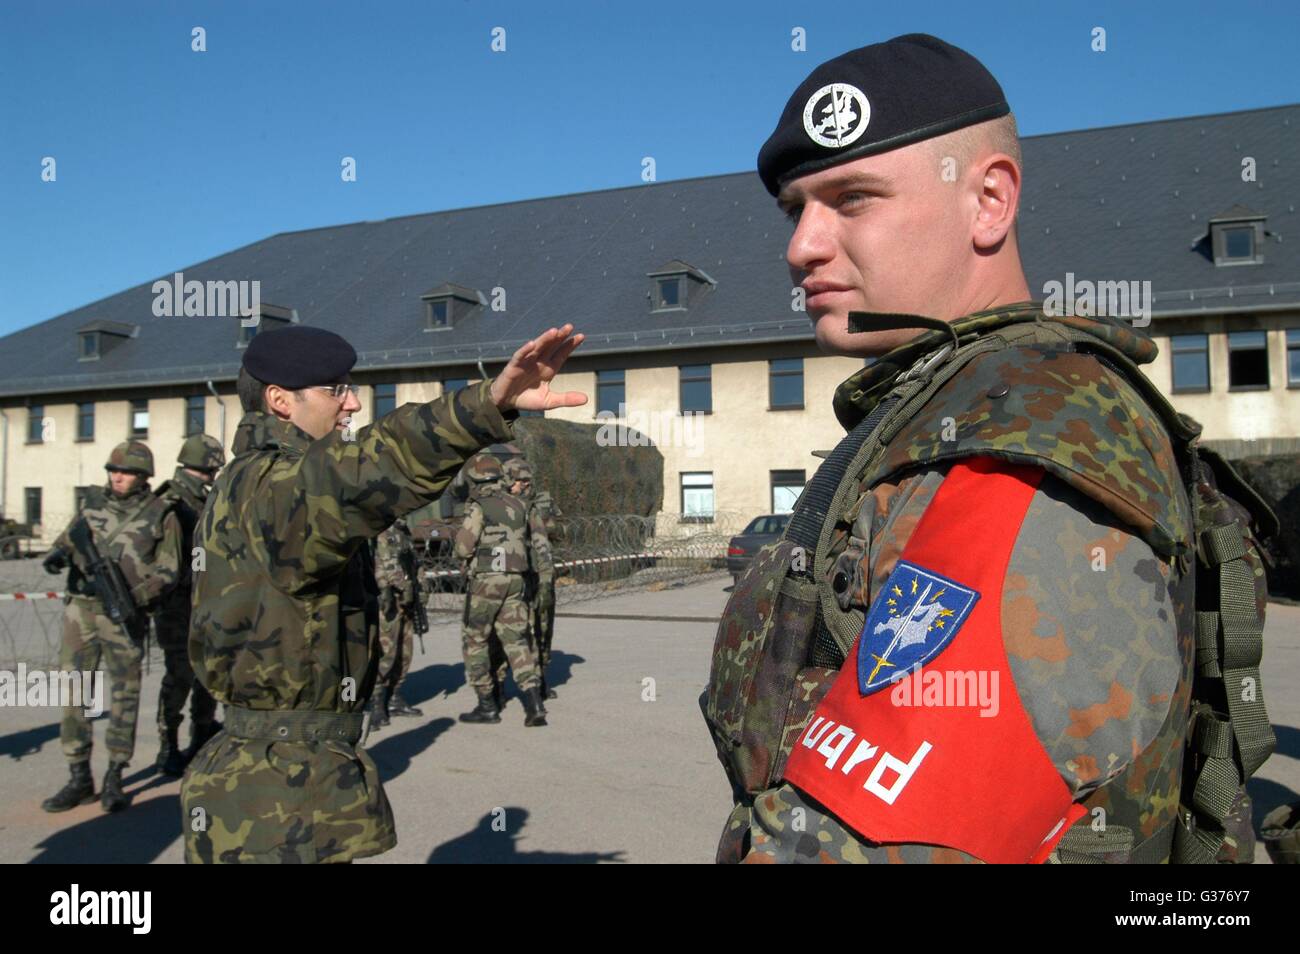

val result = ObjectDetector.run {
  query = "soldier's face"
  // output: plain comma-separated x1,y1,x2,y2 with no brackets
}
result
275,379,362,440
107,471,141,496
778,142,984,357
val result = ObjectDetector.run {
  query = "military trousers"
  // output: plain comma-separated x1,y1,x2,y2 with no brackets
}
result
155,600,218,735
462,573,538,693
377,608,415,692
58,596,145,765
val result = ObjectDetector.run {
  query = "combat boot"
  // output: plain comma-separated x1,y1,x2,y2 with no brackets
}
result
41,761,95,812
155,725,186,777
387,691,423,717
459,691,501,724
540,674,557,701
183,720,221,766
101,762,130,813
369,686,390,730
520,687,548,727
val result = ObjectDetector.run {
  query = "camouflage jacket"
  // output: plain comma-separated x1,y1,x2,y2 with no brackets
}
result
707,302,1201,864
533,489,563,537
374,522,415,598
455,487,548,577
54,482,182,615
185,380,516,863
154,467,211,611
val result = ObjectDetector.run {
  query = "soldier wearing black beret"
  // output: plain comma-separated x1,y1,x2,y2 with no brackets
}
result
704,34,1272,864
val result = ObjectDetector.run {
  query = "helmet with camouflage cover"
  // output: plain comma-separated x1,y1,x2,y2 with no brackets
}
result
106,440,154,477
465,453,504,484
178,434,226,471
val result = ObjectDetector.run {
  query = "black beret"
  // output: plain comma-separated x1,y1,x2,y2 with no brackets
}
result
242,326,357,389
757,33,1010,196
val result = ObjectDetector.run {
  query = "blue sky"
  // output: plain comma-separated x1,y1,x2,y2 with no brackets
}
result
1,0,1295,338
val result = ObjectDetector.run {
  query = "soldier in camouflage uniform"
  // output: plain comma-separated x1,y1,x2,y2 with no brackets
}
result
702,36,1274,864
181,324,585,863
41,441,183,813
152,434,226,777
502,457,560,699
369,517,423,729
455,455,548,727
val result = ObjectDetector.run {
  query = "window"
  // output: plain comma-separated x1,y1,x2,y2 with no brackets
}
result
1170,334,1209,393
681,472,714,522
597,370,625,416
77,402,94,442
1224,228,1254,260
656,277,683,310
1228,330,1269,391
130,399,149,438
443,378,469,395
26,404,44,444
743,515,791,535
769,358,804,409
80,332,99,360
74,485,95,512
374,383,397,420
25,487,41,526
428,299,450,329
186,395,205,436
770,470,806,514
239,321,259,347
1288,330,1300,388
679,364,712,413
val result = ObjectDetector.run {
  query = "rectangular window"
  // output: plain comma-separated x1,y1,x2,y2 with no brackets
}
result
1228,330,1269,391
240,321,258,346
186,395,206,436
681,472,714,522
374,383,397,420
428,300,450,328
769,358,804,409
1288,329,1300,388
24,487,41,526
1170,334,1210,393
597,369,626,416
77,402,95,441
655,277,683,310
130,399,149,437
26,404,44,444
80,333,98,359
679,364,712,413
770,469,806,514
1224,228,1255,260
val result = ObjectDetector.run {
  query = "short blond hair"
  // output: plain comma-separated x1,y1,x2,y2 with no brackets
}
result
929,114,1022,175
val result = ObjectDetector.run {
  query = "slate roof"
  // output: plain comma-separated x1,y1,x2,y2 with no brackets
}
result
2,103,1296,398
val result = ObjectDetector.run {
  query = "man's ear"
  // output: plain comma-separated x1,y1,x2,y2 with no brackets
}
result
972,155,1021,251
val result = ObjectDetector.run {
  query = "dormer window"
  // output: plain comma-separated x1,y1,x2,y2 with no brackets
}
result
237,303,295,348
76,320,136,361
648,260,715,313
1208,206,1266,266
420,283,481,332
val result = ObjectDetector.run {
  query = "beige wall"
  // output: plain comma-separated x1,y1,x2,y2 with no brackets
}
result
1149,311,1299,444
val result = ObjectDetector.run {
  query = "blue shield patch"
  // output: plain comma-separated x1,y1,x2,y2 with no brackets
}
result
857,560,980,696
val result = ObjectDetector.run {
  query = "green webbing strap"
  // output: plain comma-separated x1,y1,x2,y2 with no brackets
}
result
1195,612,1221,677
1055,817,1176,864
1203,524,1275,778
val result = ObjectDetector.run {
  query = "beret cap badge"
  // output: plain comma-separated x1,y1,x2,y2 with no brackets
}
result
802,82,871,149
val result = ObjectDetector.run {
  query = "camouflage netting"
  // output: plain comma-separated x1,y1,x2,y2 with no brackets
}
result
1234,453,1300,599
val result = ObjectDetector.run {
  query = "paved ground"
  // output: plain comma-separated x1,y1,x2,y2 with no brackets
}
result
1,574,1296,863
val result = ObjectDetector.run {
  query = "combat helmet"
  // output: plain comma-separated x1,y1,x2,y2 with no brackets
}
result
502,457,533,485
106,441,154,477
465,454,504,484
178,434,226,471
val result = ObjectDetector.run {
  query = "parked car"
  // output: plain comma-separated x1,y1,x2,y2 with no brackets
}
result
726,513,791,583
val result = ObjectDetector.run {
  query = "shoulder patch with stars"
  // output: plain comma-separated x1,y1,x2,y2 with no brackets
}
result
858,561,979,696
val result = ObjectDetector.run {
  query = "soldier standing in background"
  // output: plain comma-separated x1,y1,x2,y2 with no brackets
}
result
183,323,584,863
455,455,547,727
369,517,423,729
40,441,182,813
153,434,226,776
503,456,559,699
531,473,563,699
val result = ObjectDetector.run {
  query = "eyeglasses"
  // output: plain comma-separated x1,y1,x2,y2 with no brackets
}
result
309,384,361,401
